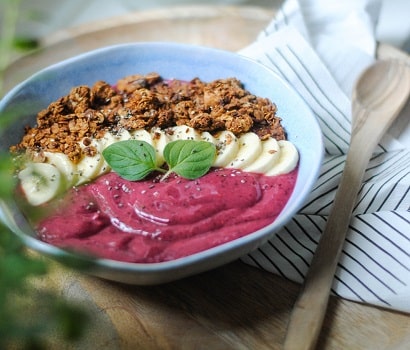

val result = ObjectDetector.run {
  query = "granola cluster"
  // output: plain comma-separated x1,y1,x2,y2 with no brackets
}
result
11,72,285,163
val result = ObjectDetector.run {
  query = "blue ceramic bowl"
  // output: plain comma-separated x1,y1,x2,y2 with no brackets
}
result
0,42,323,284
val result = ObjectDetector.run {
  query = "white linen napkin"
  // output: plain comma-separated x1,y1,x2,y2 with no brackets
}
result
239,0,410,313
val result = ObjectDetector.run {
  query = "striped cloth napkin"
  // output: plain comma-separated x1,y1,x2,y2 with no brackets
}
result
239,0,410,313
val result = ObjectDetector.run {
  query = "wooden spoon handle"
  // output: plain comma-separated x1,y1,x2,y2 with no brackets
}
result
283,140,372,350
284,58,410,350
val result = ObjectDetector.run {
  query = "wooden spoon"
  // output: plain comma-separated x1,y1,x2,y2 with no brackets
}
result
283,59,410,350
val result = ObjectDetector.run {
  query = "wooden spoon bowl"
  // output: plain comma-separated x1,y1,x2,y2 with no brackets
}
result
352,60,410,140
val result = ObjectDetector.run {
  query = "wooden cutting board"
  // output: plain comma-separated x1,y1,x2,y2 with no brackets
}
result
3,5,274,92
6,5,410,350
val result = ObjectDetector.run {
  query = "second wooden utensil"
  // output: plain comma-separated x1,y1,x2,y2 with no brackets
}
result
283,59,410,350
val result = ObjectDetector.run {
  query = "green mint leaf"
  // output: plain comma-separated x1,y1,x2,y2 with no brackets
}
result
13,37,39,51
163,140,216,180
102,140,159,181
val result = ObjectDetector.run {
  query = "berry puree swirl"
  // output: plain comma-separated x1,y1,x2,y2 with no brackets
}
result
37,168,297,263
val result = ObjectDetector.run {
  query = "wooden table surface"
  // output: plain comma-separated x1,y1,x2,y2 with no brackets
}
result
6,5,410,350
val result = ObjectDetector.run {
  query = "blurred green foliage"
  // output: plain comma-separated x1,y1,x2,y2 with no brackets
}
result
0,0,89,348
0,226,88,349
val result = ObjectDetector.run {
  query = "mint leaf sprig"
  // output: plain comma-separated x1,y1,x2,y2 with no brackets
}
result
102,139,216,181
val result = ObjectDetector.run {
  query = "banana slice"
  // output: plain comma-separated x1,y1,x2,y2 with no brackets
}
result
243,137,280,174
44,151,77,187
96,134,114,176
200,131,217,145
151,127,170,166
130,129,154,145
18,163,63,206
213,130,239,167
98,132,118,149
226,132,262,169
266,140,299,176
115,129,132,141
76,139,105,185
168,125,201,141
99,129,132,149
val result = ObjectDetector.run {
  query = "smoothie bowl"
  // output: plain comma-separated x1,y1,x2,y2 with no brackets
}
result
0,43,323,284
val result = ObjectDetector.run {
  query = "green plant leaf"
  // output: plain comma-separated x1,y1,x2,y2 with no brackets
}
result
163,140,216,180
102,140,159,181
102,139,216,181
13,37,39,51
0,152,16,198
